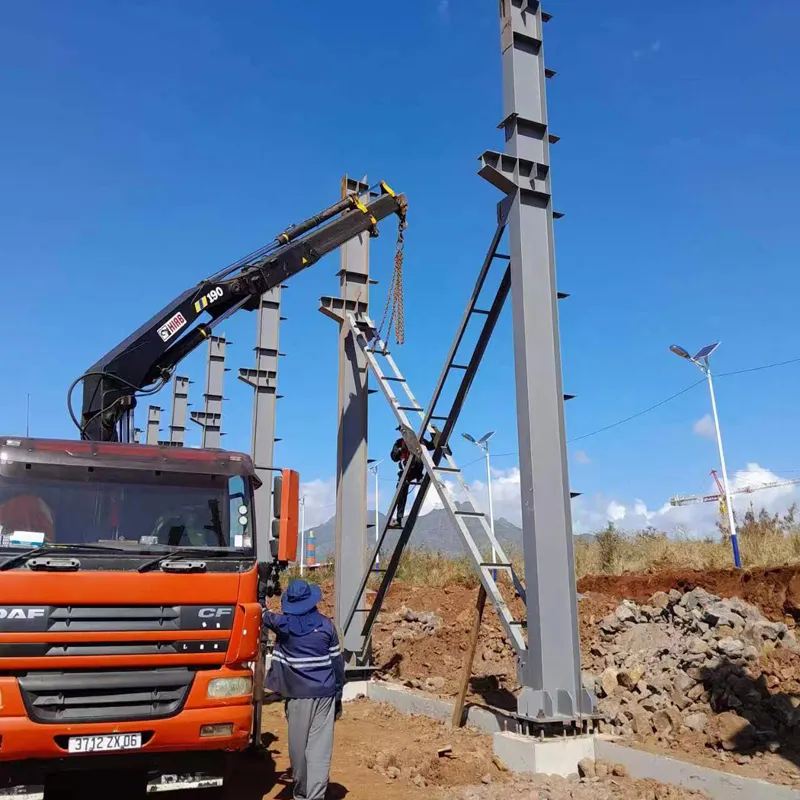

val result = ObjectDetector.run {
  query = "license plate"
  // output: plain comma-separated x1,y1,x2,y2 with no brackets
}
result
67,732,142,753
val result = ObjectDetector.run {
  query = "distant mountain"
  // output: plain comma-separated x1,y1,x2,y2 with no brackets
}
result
302,504,594,559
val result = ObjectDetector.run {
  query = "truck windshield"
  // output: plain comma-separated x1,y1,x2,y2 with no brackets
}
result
0,464,253,555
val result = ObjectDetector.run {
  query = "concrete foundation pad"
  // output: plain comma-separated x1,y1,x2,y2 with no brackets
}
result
342,681,369,702
596,740,800,800
493,732,595,778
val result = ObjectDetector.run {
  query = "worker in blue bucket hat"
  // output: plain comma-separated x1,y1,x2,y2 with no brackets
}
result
262,578,344,800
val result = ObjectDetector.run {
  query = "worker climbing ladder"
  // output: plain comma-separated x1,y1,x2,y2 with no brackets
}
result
341,209,530,656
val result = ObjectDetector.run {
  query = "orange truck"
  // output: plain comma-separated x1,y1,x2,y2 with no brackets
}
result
0,184,405,795
0,437,299,795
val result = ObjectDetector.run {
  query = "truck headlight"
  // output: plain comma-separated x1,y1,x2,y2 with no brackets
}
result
207,676,253,699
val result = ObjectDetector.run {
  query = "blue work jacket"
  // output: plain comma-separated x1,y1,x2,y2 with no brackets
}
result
263,609,345,700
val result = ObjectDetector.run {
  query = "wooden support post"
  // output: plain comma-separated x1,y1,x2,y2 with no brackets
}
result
451,584,487,728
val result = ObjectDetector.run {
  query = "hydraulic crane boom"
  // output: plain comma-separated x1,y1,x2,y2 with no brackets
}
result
75,182,407,442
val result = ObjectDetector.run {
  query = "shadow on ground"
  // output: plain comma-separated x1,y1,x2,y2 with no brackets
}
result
700,656,800,771
469,674,517,712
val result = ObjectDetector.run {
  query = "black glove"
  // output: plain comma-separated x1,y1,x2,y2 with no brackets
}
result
334,694,343,721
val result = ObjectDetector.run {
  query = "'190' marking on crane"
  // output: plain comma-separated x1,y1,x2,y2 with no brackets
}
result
194,287,224,314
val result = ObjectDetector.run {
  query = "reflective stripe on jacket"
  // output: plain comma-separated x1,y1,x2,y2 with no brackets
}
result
263,610,344,699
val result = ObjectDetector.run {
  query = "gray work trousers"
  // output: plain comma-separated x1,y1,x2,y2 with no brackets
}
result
285,696,335,800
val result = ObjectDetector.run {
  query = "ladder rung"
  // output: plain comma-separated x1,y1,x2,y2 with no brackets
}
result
370,569,388,573
455,510,485,517
355,608,373,613
434,466,461,473
472,309,490,315
480,562,512,569
493,253,511,260
509,620,528,627
429,415,448,421
450,364,469,370
384,377,406,382
368,348,390,355
397,405,422,411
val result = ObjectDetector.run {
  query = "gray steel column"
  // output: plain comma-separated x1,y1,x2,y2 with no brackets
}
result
319,175,372,662
190,335,228,449
239,287,284,563
479,0,594,723
145,406,161,446
168,376,191,447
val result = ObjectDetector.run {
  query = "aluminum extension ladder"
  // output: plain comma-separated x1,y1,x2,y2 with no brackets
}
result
340,216,529,657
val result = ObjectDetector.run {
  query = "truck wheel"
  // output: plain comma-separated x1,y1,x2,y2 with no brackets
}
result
219,750,274,800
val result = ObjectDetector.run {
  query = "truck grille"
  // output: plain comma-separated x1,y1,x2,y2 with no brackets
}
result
18,668,195,723
0,604,235,633
47,606,182,632
0,639,227,658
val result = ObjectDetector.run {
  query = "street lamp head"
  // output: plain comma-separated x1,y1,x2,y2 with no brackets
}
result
477,431,496,445
462,432,476,444
669,345,692,360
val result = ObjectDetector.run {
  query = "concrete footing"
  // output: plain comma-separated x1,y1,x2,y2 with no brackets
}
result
493,731,595,778
342,680,369,702
353,681,800,800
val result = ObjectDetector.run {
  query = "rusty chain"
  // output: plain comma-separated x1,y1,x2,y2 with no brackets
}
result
377,211,407,346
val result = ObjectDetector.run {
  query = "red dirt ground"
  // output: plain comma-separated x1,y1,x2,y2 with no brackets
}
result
576,566,800,623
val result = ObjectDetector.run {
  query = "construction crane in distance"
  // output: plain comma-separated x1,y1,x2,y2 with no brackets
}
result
670,469,800,507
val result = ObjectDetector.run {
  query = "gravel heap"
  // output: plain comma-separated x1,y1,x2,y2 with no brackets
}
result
585,587,800,755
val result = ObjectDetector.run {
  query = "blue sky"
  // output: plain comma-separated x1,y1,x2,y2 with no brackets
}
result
2,1,799,533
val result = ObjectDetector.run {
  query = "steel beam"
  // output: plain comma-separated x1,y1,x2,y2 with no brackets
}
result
168,376,191,446
319,175,373,663
239,287,284,563
145,406,161,446
480,0,595,722
190,335,228,449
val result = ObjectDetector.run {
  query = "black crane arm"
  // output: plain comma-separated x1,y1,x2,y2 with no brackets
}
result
77,183,407,442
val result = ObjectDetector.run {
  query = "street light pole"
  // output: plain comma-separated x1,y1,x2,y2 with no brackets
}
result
704,369,741,567
484,443,496,559
462,431,497,575
369,460,382,567
670,342,741,568
299,495,306,576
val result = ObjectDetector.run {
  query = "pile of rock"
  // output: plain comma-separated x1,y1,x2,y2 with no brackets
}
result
585,587,800,753
385,605,443,647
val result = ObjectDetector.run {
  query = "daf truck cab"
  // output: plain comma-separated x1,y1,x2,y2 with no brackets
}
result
0,436,268,795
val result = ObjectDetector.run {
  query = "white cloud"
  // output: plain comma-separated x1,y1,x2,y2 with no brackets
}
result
606,501,627,522
299,477,336,530
574,450,592,465
692,414,716,440
297,462,800,540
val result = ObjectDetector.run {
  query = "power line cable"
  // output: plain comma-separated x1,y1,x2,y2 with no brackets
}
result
568,379,706,443
455,381,705,467
461,352,800,457
717,356,800,377
386,352,800,475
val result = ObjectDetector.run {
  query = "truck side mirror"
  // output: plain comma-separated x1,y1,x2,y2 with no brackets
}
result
271,468,299,564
